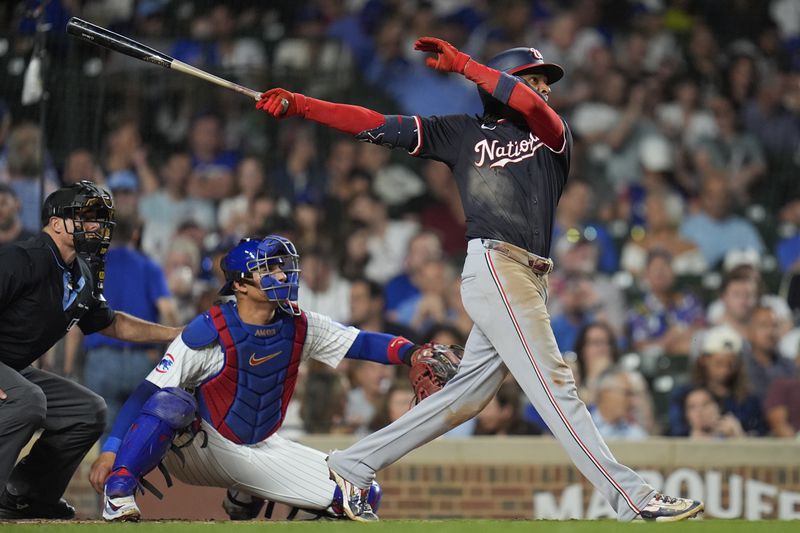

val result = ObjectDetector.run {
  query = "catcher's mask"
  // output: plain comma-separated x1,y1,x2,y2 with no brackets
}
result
41,180,115,257
220,235,301,316
479,47,564,115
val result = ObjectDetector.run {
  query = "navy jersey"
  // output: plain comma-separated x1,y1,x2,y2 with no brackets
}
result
415,115,572,258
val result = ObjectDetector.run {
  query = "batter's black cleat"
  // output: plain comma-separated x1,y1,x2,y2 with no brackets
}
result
0,490,76,520
639,493,704,522
223,489,266,520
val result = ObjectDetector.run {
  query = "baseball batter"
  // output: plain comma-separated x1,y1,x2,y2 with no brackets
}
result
256,38,703,522
89,235,428,521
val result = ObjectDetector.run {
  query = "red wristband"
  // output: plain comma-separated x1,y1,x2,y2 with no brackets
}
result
387,336,414,365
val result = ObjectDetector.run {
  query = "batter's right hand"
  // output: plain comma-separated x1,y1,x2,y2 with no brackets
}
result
0,388,6,400
89,451,117,494
414,37,471,74
257,88,301,119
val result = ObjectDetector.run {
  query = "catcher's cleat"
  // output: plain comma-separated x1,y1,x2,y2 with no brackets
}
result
639,493,704,522
102,490,140,522
223,489,265,520
0,490,76,520
328,468,379,522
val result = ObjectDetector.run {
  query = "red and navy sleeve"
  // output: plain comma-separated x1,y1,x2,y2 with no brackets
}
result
293,95,466,162
463,60,566,152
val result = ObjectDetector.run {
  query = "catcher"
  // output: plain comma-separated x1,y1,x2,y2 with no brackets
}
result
88,235,460,522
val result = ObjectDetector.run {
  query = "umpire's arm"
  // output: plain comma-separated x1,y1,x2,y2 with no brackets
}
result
99,311,182,344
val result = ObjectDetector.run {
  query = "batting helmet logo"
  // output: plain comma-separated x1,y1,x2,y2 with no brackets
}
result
485,47,564,83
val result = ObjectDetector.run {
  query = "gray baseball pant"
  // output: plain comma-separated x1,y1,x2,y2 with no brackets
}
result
328,239,656,521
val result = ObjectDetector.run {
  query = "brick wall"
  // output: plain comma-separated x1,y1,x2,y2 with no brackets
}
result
54,437,800,520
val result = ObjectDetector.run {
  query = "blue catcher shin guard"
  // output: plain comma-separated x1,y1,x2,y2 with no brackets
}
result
331,480,382,517
105,388,197,498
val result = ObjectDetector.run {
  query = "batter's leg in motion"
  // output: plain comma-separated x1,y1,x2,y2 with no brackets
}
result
327,323,507,487
468,242,701,521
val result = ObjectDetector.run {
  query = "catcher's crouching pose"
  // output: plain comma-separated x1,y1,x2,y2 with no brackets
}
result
89,235,461,522
257,37,704,522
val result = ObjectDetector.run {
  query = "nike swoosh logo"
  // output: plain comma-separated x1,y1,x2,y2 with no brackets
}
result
107,500,122,512
249,351,281,366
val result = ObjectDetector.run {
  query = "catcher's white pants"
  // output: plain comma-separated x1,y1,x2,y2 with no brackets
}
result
328,239,656,521
163,420,336,510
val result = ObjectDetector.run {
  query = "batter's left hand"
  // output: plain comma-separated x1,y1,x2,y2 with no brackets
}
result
414,37,471,74
256,88,301,119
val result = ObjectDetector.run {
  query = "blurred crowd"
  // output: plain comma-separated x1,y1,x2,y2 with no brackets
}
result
1,0,800,441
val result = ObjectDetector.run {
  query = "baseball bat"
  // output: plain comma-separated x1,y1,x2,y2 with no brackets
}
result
66,17,262,101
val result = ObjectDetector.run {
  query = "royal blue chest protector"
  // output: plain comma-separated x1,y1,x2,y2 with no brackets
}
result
183,302,307,444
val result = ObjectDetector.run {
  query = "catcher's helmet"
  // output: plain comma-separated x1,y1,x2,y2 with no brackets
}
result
41,180,115,257
220,235,301,316
479,47,564,112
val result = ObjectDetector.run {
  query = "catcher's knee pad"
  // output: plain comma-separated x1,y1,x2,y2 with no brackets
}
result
142,387,198,428
107,388,197,496
331,480,382,517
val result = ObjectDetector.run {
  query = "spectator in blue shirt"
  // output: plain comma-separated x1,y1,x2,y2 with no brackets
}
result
679,174,765,268
589,367,649,441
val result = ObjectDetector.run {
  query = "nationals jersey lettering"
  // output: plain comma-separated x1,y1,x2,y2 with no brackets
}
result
415,114,572,257
473,133,545,168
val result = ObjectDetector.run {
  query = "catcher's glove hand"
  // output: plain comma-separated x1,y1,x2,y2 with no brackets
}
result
409,343,463,404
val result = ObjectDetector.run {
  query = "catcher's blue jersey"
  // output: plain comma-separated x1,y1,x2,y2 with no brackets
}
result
416,115,572,257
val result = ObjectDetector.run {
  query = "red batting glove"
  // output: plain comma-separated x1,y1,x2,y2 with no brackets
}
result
414,37,471,74
256,88,304,119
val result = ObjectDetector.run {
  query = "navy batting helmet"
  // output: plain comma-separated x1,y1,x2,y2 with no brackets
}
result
479,47,564,112
487,47,564,84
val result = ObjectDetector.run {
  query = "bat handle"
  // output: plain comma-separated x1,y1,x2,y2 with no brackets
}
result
170,60,262,101
236,86,262,101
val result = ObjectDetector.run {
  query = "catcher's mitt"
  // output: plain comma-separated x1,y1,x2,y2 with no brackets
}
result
409,343,464,404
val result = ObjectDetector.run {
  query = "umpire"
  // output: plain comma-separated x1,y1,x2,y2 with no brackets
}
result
0,180,182,520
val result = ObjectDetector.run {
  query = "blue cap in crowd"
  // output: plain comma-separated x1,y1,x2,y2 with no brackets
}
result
107,170,139,192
